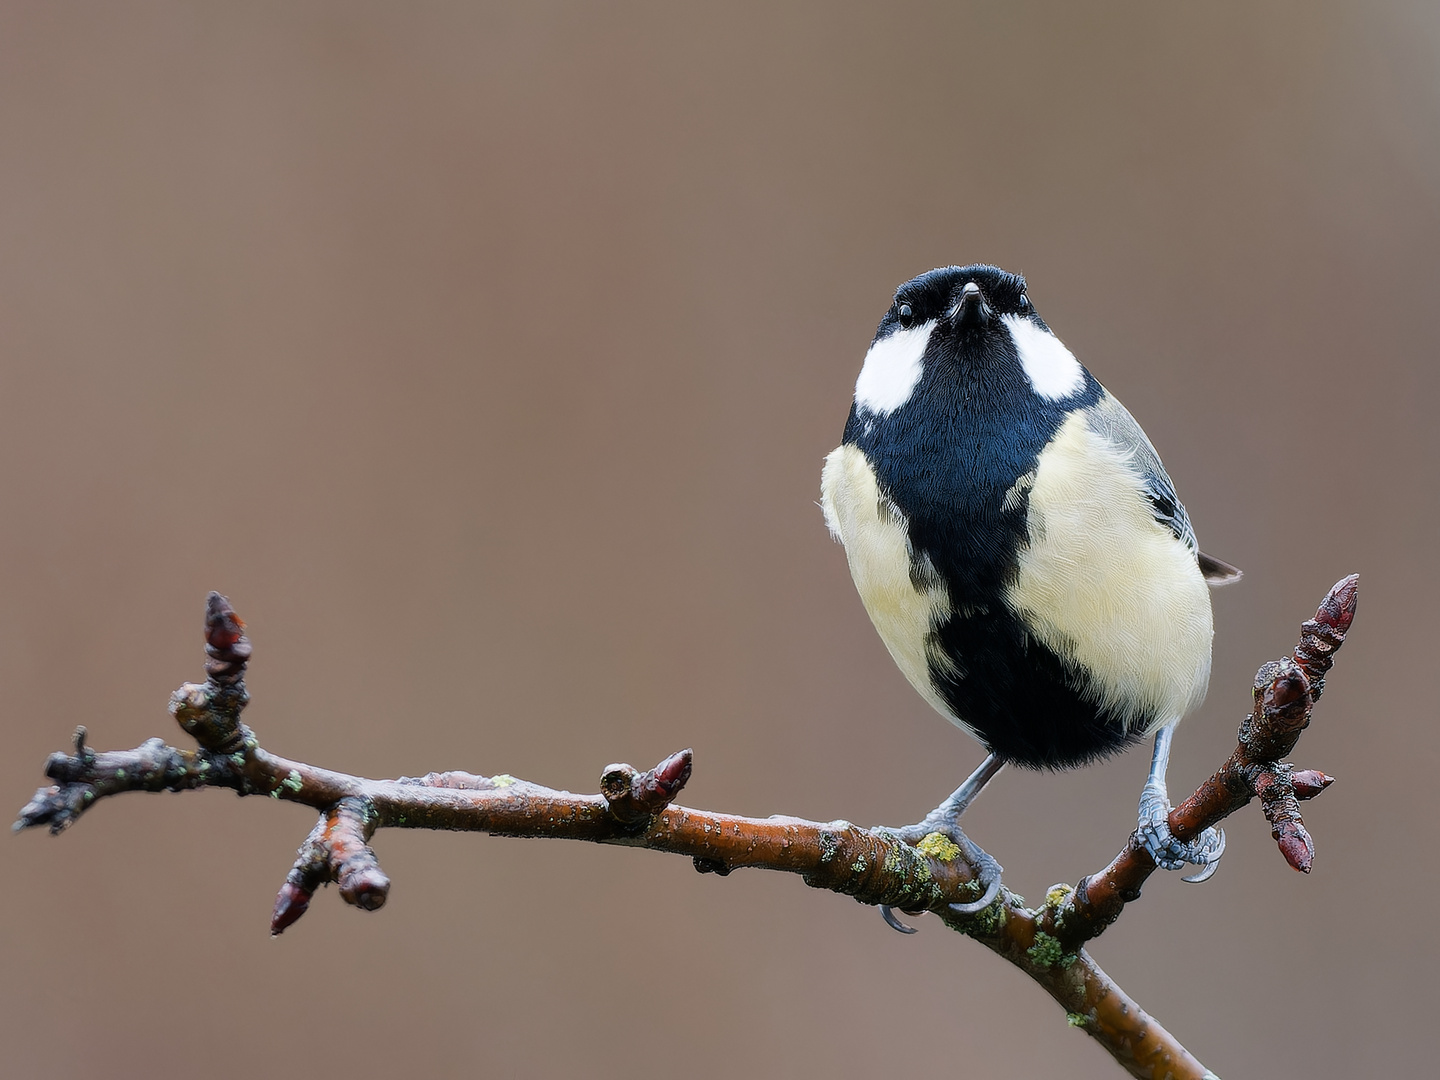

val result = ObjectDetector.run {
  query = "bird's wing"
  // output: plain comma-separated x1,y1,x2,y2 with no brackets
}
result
1084,391,1199,553
1085,392,1244,586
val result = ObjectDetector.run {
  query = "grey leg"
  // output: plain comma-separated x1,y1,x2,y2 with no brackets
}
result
895,752,1006,843
881,753,1006,934
1136,723,1225,882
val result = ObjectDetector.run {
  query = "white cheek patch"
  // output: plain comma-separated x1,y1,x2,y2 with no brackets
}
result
854,322,935,415
1004,314,1085,400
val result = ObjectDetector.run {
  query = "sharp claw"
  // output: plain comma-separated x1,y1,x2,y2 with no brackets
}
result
949,870,1002,915
1182,859,1219,884
880,905,919,934
1181,828,1226,883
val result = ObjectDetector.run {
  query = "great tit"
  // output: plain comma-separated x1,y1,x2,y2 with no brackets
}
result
820,264,1239,912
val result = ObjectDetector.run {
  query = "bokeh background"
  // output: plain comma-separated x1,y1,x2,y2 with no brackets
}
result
2,3,1435,1077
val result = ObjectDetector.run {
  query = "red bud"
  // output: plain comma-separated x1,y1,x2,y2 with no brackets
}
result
1267,670,1309,711
1291,771,1334,800
271,881,312,936
1275,828,1315,873
1317,575,1359,637
652,748,693,796
339,864,390,910
205,592,247,651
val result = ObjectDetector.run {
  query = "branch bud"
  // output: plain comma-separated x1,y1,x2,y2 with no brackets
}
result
601,749,693,825
203,591,252,683
339,864,390,911
271,881,313,936
1295,574,1358,699
1274,827,1315,873
1291,770,1334,800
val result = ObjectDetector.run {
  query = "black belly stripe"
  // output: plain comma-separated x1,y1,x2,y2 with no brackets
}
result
927,609,1141,769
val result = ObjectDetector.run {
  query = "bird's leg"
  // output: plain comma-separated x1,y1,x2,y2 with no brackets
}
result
880,753,1006,933
894,752,1005,843
1136,723,1226,883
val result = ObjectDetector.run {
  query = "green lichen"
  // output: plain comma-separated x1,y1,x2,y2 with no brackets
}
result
818,831,839,863
1027,931,1065,968
282,770,303,794
1045,883,1073,907
951,893,1006,937
114,769,126,781
881,846,904,881
490,774,517,788
1066,1012,1089,1028
851,856,868,873
916,831,962,862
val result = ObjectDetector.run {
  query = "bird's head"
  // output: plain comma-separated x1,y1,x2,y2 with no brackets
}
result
882,264,1033,338
853,264,1085,418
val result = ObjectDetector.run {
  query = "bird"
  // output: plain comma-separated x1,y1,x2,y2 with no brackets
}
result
819,264,1239,927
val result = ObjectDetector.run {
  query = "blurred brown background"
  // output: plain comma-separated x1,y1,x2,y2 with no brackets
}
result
2,3,1435,1077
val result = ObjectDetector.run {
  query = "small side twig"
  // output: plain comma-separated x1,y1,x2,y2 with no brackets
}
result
272,797,388,934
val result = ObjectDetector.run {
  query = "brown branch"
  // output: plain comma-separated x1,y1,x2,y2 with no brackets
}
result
14,582,1358,1079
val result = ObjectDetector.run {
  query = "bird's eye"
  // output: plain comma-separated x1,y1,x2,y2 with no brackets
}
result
1018,292,1030,311
897,302,914,327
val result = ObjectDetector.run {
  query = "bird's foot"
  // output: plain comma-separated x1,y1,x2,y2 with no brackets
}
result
945,830,1005,914
878,823,1004,933
1137,781,1226,883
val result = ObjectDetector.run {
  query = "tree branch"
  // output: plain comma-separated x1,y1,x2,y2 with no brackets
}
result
14,580,1357,1079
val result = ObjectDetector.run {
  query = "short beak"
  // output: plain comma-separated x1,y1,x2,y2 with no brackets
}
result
950,282,990,330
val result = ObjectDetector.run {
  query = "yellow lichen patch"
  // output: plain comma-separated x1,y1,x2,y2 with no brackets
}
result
916,832,962,862
883,842,916,877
